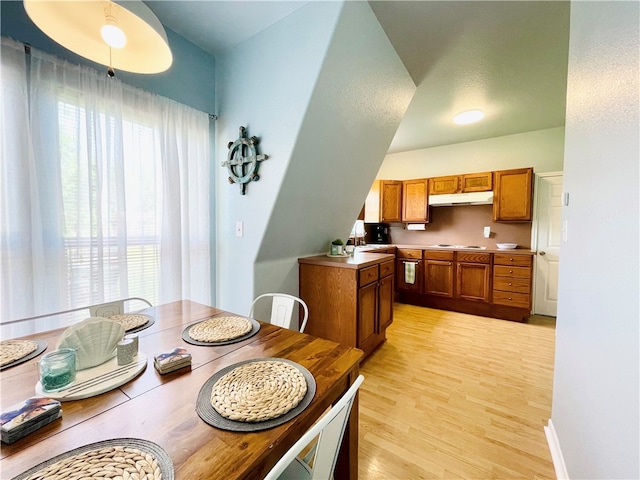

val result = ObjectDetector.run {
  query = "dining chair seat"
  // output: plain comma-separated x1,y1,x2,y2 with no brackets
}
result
248,293,309,333
263,375,364,480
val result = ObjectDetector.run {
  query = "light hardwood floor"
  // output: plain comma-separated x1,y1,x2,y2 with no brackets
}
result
358,303,556,479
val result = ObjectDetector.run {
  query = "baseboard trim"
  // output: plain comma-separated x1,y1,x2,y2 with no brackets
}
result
545,419,569,480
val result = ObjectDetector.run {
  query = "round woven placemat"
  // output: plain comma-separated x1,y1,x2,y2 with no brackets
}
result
211,360,307,422
108,313,155,334
12,438,173,480
196,358,316,432
0,339,47,371
182,316,260,346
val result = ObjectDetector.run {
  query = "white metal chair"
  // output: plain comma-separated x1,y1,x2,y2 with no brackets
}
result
263,375,365,480
248,293,309,333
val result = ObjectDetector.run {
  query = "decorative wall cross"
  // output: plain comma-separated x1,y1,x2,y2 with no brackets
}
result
222,126,269,195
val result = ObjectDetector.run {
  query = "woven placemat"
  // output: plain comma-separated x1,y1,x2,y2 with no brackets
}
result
108,313,155,334
182,316,260,346
211,360,307,422
11,438,174,480
196,358,316,432
0,339,47,371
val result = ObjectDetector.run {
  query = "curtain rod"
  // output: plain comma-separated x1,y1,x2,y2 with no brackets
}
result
20,41,217,120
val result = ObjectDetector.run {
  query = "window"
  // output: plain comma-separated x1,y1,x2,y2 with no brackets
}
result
1,38,211,336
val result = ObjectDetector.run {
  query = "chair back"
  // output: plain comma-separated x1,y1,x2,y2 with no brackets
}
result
263,375,364,480
248,293,309,333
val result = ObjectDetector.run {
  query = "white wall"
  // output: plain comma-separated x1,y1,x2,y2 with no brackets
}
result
378,126,564,179
551,2,639,479
215,1,414,314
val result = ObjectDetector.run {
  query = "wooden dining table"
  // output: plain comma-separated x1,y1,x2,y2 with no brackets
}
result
0,300,364,479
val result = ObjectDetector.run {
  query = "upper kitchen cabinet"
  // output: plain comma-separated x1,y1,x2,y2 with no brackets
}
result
429,172,492,195
429,175,460,194
460,172,493,192
364,180,402,223
402,179,429,222
493,167,534,222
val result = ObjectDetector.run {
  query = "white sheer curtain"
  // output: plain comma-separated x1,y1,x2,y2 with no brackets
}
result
0,38,211,336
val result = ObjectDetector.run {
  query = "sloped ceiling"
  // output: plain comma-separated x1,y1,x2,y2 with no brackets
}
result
145,0,570,154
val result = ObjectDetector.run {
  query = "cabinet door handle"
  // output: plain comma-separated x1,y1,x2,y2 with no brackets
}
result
539,251,546,256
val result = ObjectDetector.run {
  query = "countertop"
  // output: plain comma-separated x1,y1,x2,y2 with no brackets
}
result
298,252,395,269
355,244,537,255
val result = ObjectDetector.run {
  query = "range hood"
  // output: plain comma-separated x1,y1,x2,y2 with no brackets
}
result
428,191,494,206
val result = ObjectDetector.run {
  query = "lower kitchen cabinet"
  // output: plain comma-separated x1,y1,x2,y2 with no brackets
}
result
396,248,422,293
298,253,395,359
396,248,535,322
456,252,491,302
424,251,454,297
492,253,533,309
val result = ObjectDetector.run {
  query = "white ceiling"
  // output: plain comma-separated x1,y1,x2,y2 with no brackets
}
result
144,1,570,154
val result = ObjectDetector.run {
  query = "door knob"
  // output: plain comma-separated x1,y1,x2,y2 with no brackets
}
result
539,251,546,256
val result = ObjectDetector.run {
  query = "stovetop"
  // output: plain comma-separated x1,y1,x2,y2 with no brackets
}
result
429,244,487,250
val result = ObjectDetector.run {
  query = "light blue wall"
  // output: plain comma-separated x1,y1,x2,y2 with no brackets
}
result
552,1,639,478
0,0,215,114
215,1,415,314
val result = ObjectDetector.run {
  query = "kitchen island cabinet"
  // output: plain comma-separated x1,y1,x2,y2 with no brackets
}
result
298,253,395,359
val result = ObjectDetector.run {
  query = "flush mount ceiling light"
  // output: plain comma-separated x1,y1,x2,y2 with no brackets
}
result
23,0,173,74
453,109,485,125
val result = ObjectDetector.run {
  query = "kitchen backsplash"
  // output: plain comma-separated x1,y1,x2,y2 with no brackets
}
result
387,205,532,248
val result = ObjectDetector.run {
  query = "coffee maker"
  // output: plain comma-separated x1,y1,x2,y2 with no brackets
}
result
364,223,390,244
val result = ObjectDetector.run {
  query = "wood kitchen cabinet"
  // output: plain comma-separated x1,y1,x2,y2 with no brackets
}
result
424,250,454,297
364,180,402,223
493,167,533,221
298,253,395,359
429,172,492,195
429,175,460,195
456,252,491,302
402,179,429,222
492,253,533,309
460,172,493,192
396,248,422,293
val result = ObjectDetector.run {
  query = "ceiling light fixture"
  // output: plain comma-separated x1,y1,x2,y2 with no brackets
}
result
101,3,126,49
23,0,173,74
453,109,485,125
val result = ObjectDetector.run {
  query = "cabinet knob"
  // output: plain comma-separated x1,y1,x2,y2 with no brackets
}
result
509,270,513,273
539,251,546,256
510,258,514,261
508,297,512,300
508,282,512,286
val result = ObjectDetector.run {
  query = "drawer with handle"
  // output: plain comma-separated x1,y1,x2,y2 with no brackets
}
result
493,276,531,294
493,265,531,279
494,254,533,267
492,291,530,309
359,265,379,286
379,260,395,277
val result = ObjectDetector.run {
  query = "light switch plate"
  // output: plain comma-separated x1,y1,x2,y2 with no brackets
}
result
235,221,244,237
483,226,491,238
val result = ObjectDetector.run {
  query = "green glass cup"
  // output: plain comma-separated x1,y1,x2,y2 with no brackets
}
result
39,348,76,392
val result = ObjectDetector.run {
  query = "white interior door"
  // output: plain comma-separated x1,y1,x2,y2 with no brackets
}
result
533,173,563,316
